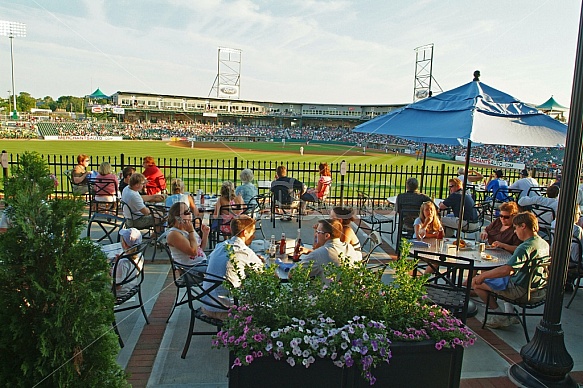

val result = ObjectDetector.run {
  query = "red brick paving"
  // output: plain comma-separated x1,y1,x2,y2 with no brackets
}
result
126,265,175,387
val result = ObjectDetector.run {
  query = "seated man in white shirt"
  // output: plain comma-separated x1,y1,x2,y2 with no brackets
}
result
294,218,362,279
508,169,539,200
517,185,559,228
121,173,165,230
201,215,263,320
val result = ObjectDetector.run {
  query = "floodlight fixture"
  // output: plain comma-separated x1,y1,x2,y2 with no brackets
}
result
0,20,27,119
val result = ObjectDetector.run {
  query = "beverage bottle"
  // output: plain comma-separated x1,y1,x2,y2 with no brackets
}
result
293,229,302,262
200,190,205,205
437,227,444,240
279,233,286,256
269,235,276,259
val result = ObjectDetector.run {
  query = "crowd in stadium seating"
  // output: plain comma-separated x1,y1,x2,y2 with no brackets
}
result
0,119,564,171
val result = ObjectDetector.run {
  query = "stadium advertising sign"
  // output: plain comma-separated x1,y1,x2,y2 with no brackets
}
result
91,106,103,113
455,156,525,170
44,136,123,141
218,85,239,98
112,107,125,114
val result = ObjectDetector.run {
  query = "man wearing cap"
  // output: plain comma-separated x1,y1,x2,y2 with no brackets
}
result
457,167,484,184
486,170,509,203
112,228,143,296
509,169,539,199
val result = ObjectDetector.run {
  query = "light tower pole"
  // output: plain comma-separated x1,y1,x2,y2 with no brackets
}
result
0,20,27,120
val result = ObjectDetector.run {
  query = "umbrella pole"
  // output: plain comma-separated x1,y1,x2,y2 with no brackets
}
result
420,143,428,191
455,141,472,247
508,4,583,387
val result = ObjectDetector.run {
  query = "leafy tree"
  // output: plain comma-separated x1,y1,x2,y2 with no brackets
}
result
36,96,56,110
0,152,128,387
16,92,36,113
56,96,85,112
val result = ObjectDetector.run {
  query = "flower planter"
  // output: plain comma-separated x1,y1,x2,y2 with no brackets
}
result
229,340,464,388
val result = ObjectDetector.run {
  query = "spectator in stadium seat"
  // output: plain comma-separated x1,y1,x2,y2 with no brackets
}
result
142,156,167,195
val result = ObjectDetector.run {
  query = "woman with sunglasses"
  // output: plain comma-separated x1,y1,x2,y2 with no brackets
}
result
166,202,210,266
479,201,521,253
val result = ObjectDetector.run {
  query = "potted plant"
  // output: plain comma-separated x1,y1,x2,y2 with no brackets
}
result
213,240,476,387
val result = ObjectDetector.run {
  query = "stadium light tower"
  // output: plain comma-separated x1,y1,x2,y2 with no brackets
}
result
0,20,27,119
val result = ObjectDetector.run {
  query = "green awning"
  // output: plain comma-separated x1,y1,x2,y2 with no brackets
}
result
536,96,568,111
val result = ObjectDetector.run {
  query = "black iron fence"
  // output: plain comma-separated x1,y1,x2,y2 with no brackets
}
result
1,153,559,207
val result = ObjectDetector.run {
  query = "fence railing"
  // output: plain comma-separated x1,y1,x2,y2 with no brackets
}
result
2,153,559,208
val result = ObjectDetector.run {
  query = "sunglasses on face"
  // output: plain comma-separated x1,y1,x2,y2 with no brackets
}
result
499,215,511,219
183,210,191,216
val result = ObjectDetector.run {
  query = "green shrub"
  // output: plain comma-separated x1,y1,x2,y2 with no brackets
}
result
0,152,128,387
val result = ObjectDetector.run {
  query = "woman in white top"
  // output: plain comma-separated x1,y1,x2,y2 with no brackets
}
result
165,178,200,217
166,202,210,265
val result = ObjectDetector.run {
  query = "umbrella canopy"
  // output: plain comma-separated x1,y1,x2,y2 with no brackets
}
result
87,88,110,99
536,96,568,112
354,78,567,147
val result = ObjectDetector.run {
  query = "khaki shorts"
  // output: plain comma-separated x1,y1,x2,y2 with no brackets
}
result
126,214,154,229
201,307,228,321
496,281,546,304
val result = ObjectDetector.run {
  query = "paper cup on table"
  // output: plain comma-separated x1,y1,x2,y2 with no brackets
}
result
447,244,457,255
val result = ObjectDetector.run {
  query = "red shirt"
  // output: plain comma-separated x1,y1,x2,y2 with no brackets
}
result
143,165,166,195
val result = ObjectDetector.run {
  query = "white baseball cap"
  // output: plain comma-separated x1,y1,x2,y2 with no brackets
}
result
119,228,142,247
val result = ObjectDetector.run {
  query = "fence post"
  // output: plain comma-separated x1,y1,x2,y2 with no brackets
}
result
120,153,125,170
233,157,238,184
1,150,8,179
439,163,446,199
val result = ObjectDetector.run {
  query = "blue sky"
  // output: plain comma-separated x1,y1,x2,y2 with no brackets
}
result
0,0,579,106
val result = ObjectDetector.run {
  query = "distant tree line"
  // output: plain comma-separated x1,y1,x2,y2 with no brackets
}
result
0,93,108,114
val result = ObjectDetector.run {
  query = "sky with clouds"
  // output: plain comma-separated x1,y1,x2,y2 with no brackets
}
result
0,0,580,107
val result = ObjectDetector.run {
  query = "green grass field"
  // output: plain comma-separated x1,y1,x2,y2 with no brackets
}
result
1,139,458,169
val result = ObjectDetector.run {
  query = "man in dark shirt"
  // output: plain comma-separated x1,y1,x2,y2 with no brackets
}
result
439,178,478,236
271,166,305,219
395,178,432,233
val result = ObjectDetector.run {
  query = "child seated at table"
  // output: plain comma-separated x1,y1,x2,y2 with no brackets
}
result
414,201,443,239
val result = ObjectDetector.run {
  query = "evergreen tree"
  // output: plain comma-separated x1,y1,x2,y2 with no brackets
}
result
0,152,128,387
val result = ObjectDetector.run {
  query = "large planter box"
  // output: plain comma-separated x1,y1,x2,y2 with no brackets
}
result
229,340,464,388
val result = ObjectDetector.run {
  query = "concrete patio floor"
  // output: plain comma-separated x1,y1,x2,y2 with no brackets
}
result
93,213,583,387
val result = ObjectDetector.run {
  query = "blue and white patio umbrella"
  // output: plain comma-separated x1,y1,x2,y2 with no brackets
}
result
354,74,567,147
354,72,567,244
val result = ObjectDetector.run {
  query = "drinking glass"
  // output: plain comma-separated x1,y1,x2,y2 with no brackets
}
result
418,228,426,240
